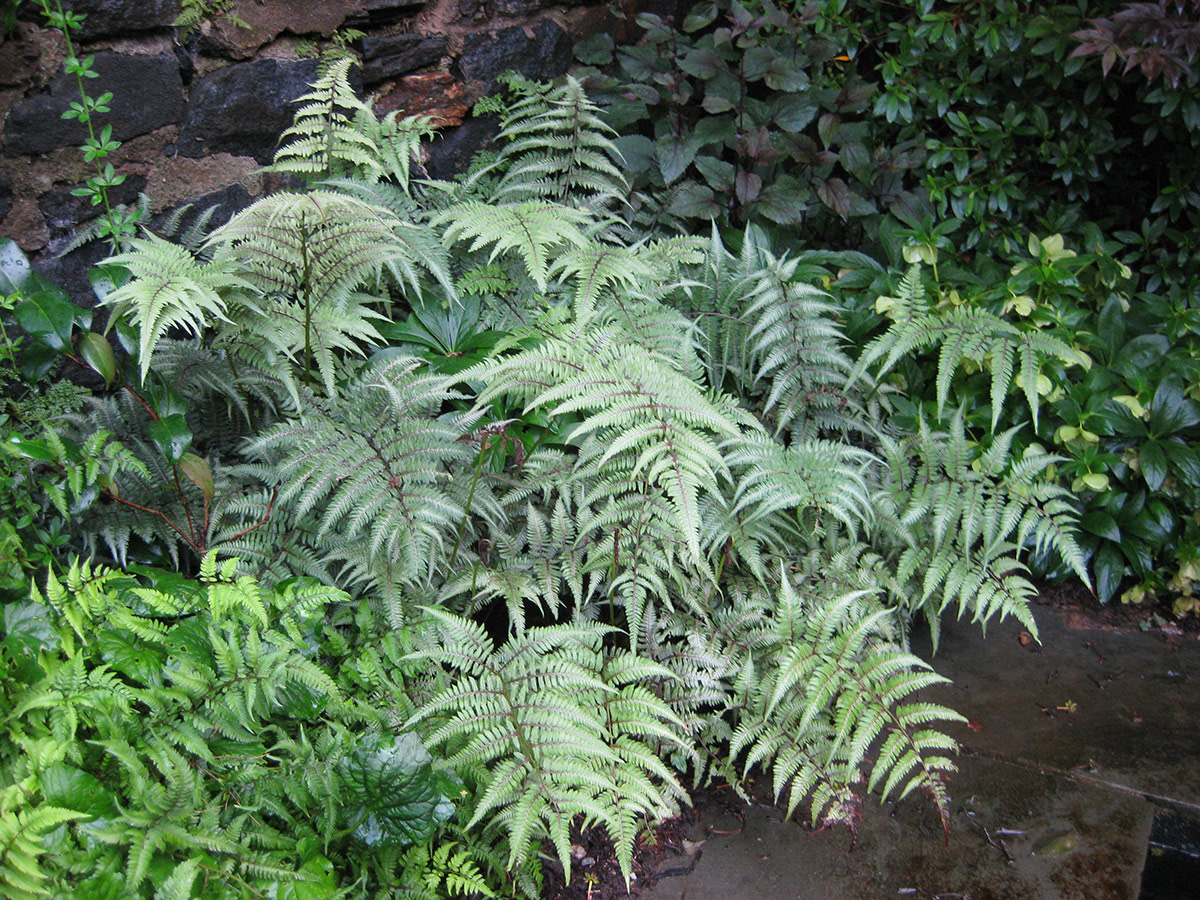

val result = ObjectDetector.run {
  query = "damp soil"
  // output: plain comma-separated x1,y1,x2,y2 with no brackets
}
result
1034,580,1200,640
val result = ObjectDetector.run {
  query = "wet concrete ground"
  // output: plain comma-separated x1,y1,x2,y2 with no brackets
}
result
643,606,1200,900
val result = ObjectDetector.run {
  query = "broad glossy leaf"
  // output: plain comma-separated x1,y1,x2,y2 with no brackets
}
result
817,177,851,220
88,263,131,305
278,856,338,900
656,133,703,185
693,115,736,147
0,237,32,293
41,764,118,819
177,452,214,501
678,46,728,80
78,332,117,386
1092,542,1125,604
148,413,193,462
770,92,818,132
742,46,775,82
14,289,77,351
1148,378,1200,436
338,732,454,847
1080,510,1120,542
734,170,763,205
667,181,721,219
1095,296,1125,358
4,434,56,461
1161,440,1200,488
756,177,810,225
1139,440,1168,491
98,629,165,685
1112,334,1168,381
764,56,808,91
682,1,718,32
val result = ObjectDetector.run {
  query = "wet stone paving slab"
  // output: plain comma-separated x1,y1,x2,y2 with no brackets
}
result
642,605,1200,900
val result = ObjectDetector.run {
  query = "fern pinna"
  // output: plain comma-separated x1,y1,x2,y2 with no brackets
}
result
16,67,1093,896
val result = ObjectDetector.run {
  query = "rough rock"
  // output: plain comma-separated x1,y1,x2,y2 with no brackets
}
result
0,170,10,223
374,73,469,127
18,0,182,40
2,196,48,252
148,183,254,239
456,20,573,92
4,53,184,156
457,0,488,22
360,32,448,84
176,58,322,163
38,174,147,242
33,236,110,310
0,30,44,90
201,0,358,58
493,0,557,17
424,114,501,180
146,153,262,213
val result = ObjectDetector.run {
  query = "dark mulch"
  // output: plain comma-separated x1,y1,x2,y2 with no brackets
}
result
539,810,693,900
1035,579,1200,639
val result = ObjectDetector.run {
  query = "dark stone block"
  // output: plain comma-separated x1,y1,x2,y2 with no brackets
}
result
4,53,184,156
147,183,253,239
0,171,10,224
34,238,111,311
456,20,573,92
493,0,555,16
457,0,486,20
17,0,180,38
360,33,447,84
425,114,501,180
176,58,326,163
39,174,147,242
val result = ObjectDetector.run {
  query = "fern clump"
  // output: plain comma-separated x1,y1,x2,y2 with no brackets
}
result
13,67,1095,897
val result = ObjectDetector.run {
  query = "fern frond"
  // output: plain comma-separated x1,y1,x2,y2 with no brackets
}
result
407,610,688,887
271,57,380,179
434,200,591,291
103,235,245,381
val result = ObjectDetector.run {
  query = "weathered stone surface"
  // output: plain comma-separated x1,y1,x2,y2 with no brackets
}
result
3,53,183,156
19,0,181,40
2,196,47,252
0,31,43,89
146,153,262,213
360,32,447,84
493,0,556,17
425,114,501,180
456,20,573,91
38,174,146,241
148,183,253,239
176,58,322,163
457,0,487,22
201,0,357,58
375,73,469,127
0,171,10,223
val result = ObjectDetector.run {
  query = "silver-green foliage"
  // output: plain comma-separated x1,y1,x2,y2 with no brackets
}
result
50,69,1093,893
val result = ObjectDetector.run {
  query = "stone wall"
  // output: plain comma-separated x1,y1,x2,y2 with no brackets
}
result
0,0,672,296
